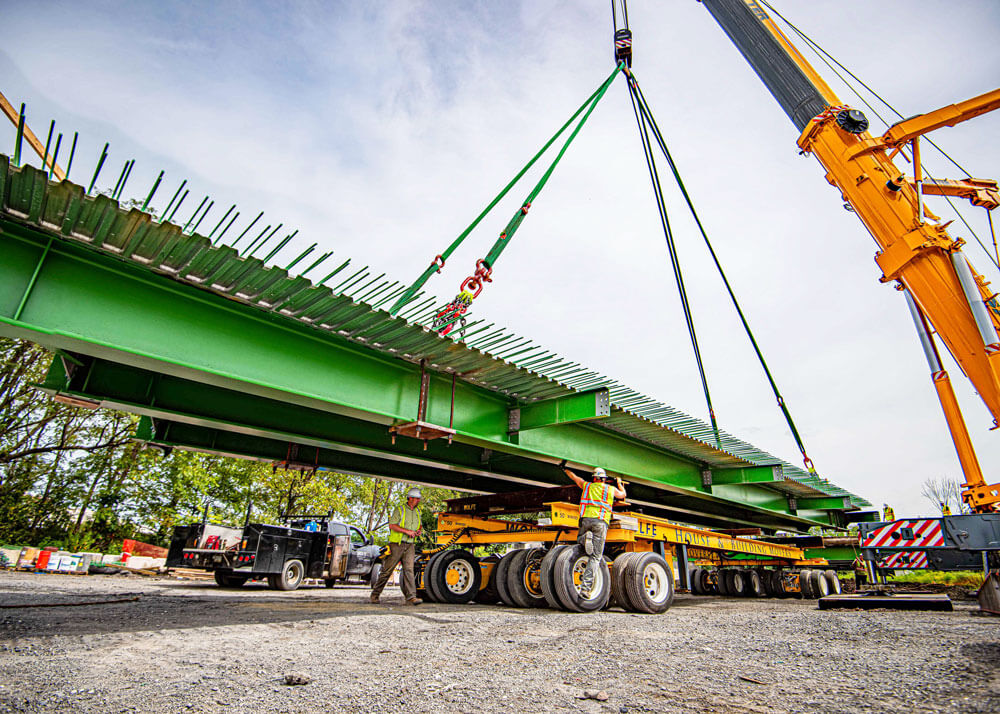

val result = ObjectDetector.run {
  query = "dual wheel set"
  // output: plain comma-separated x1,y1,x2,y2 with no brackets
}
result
419,546,674,614
688,566,842,598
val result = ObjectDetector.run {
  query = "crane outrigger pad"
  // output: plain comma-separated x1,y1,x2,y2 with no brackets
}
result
818,593,953,611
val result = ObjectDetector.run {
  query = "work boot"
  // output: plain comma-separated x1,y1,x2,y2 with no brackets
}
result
405,598,423,606
369,594,380,604
583,531,595,556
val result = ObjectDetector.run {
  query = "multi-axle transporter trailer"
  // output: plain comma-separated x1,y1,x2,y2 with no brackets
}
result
413,486,841,613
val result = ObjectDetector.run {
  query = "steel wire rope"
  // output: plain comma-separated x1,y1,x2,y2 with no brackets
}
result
757,0,1000,273
628,74,818,474
624,75,721,449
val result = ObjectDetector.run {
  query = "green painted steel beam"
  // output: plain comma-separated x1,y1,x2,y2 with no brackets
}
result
509,388,611,432
796,496,853,511
707,465,781,485
804,546,858,563
37,355,841,531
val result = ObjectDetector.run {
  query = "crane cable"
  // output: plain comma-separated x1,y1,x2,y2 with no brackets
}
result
626,71,819,474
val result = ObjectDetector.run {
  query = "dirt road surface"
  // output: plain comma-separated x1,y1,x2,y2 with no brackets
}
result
1,571,998,713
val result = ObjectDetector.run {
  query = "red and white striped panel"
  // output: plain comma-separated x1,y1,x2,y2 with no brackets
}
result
861,519,945,548
878,551,929,569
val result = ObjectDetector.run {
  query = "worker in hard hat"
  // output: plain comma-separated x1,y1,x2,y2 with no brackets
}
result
370,487,423,605
883,504,895,521
563,465,626,596
852,554,868,590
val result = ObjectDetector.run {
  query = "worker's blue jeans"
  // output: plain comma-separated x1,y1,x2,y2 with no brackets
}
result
577,517,608,594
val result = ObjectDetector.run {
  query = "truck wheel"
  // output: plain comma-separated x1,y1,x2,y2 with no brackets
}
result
274,559,305,591
494,551,518,607
746,569,766,598
539,545,571,610
623,552,674,614
368,562,382,588
810,569,830,598
610,552,640,609
552,545,611,613
323,578,336,588
725,569,746,597
768,570,785,598
474,555,501,604
716,568,731,596
431,549,481,604
824,569,842,595
798,569,814,599
213,571,247,588
506,550,547,608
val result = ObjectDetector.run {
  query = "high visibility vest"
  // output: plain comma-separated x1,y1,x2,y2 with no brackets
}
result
579,481,614,523
388,505,421,543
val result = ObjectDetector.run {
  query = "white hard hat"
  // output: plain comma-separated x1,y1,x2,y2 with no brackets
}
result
407,488,422,499
593,468,608,480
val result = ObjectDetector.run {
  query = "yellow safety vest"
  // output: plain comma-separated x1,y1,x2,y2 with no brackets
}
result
579,481,614,523
388,504,421,543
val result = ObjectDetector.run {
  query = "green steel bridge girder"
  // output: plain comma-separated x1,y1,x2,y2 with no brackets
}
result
38,353,841,532
2,214,845,531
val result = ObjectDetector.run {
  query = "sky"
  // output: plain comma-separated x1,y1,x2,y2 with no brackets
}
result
2,1,999,519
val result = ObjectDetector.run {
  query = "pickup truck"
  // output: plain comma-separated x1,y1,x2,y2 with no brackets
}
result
166,514,383,590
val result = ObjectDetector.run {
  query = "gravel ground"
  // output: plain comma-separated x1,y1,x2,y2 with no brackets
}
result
0,570,998,713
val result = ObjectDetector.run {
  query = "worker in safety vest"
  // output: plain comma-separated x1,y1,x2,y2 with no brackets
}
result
883,504,895,522
370,487,423,605
852,555,868,589
563,465,626,596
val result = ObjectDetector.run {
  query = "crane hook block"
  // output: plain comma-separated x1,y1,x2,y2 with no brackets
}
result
614,29,632,67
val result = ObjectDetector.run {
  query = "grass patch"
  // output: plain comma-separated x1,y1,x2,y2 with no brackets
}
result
887,570,984,588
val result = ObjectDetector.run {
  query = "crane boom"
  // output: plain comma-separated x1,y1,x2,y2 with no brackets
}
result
701,0,1000,512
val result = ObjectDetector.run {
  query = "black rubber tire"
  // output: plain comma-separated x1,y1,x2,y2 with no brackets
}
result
799,569,814,599
760,570,775,597
273,559,305,591
430,549,481,604
506,549,547,608
214,571,247,588
474,556,501,604
494,551,519,607
746,569,766,598
690,567,705,595
810,569,830,598
769,570,784,598
610,552,640,609
368,562,382,587
623,552,674,614
553,545,611,613
716,568,731,596
824,569,842,595
540,545,571,610
725,568,746,597
424,550,449,604
324,578,335,589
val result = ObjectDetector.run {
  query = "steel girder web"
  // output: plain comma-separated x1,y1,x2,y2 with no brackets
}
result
37,354,837,532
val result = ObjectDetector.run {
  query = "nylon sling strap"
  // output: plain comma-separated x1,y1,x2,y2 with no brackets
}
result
387,75,616,317
628,72,819,474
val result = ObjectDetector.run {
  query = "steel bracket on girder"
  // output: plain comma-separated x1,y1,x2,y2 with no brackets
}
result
508,388,611,434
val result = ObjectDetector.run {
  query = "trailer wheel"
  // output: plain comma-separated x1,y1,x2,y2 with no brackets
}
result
746,569,766,598
553,545,611,613
540,545,572,610
690,567,705,595
430,549,481,604
494,551,519,607
611,552,640,609
715,568,730,596
823,569,842,595
368,562,382,587
271,559,304,591
213,571,247,588
623,552,674,614
423,550,448,603
768,570,786,598
798,569,814,599
810,569,830,598
724,568,746,597
507,549,547,608
474,555,501,604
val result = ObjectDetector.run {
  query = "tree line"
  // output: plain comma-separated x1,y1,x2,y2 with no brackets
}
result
0,338,459,552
